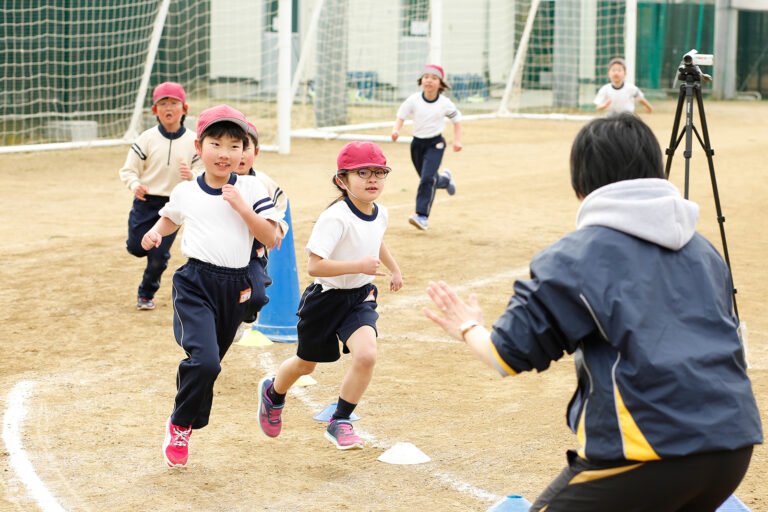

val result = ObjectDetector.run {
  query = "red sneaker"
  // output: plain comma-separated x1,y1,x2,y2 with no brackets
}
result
163,417,192,467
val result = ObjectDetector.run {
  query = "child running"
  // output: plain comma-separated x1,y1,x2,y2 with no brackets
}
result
392,64,462,232
258,141,403,450
235,121,290,325
594,57,653,115
143,104,283,467
120,82,198,310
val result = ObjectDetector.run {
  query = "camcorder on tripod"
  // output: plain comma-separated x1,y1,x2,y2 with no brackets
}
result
664,49,741,325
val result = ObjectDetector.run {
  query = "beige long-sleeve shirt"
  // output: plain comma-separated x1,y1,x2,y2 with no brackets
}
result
119,125,198,196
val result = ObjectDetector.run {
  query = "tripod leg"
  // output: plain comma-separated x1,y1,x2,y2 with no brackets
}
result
664,85,687,179
693,86,739,321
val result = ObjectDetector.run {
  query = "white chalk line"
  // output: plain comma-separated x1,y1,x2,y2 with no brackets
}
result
379,265,530,313
245,266,533,501
2,381,66,512
0,264,529,511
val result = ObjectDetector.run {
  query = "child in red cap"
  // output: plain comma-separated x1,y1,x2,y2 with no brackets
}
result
257,141,403,450
119,81,198,310
392,64,463,231
142,104,284,467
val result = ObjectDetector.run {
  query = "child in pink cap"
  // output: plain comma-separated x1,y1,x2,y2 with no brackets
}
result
392,64,463,231
142,104,284,467
257,141,403,450
119,82,198,310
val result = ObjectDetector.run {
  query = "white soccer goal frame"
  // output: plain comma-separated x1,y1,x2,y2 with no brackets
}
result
0,0,636,155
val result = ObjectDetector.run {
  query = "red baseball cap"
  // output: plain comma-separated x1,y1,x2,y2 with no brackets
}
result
420,64,450,89
152,82,186,105
246,121,259,144
196,104,248,140
336,141,390,172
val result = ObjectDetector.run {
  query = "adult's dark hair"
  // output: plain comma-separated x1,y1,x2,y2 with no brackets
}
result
199,121,248,145
570,113,664,199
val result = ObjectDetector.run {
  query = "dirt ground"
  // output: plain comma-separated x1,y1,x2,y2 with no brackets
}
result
1,99,767,512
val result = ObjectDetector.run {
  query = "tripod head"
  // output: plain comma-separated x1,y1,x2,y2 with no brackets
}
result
678,49,713,83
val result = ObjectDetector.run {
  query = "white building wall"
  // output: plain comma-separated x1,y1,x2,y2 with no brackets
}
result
210,0,263,79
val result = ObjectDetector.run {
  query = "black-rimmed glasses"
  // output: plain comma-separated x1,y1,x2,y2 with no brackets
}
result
343,167,390,179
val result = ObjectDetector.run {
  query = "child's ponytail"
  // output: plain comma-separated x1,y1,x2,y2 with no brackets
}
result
326,172,349,209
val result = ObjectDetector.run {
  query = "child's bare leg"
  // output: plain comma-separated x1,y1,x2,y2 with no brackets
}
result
339,326,377,403
273,356,316,394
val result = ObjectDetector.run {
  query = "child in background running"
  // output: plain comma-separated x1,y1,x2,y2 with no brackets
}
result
258,141,403,450
392,64,462,232
235,121,290,325
594,57,653,115
120,82,198,310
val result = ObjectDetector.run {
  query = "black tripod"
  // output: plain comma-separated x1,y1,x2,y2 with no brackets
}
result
664,59,739,321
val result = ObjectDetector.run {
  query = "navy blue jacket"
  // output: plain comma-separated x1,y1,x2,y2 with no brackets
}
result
489,179,762,461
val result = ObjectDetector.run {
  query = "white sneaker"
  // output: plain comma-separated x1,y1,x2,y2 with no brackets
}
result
442,169,456,195
409,215,428,231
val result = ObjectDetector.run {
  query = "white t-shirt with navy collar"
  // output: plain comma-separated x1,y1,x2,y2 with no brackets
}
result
306,198,389,291
396,92,462,139
594,82,645,114
159,173,283,268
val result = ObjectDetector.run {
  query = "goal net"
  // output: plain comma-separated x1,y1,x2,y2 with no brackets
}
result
0,0,630,153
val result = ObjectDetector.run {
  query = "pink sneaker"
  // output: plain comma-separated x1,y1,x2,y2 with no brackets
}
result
258,377,283,438
325,419,363,450
163,417,192,467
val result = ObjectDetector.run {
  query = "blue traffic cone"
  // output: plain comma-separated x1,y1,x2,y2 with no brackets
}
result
486,495,532,512
253,201,301,342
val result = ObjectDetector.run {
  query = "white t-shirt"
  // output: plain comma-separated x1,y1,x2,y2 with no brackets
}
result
594,82,645,114
160,173,283,268
306,198,389,291
396,92,462,139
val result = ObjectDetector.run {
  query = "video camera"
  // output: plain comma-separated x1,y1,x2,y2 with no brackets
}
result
678,49,713,83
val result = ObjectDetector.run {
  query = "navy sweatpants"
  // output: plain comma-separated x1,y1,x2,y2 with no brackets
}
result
410,135,451,217
125,195,177,300
170,259,253,429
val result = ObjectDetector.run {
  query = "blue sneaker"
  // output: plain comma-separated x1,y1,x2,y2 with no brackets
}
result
409,215,428,231
443,169,456,195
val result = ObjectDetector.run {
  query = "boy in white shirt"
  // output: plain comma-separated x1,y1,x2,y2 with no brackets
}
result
594,57,653,115
142,104,283,468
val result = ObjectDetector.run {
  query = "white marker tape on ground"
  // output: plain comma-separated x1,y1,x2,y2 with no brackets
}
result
380,266,530,313
2,381,66,512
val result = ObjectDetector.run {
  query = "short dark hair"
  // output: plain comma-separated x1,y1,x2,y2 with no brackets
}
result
570,113,664,199
199,121,248,145
245,132,258,150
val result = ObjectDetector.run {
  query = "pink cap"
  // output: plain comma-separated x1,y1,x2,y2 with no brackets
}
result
246,121,259,143
336,141,390,172
196,104,248,139
152,82,186,105
420,64,450,88
608,57,626,70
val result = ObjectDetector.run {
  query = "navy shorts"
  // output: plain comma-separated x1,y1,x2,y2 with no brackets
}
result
296,283,378,363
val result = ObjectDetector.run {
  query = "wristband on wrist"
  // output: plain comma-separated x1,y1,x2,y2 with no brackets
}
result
460,320,482,340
